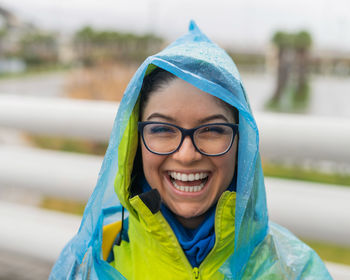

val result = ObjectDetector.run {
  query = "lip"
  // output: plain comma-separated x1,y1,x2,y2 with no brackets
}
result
167,169,211,174
164,170,211,197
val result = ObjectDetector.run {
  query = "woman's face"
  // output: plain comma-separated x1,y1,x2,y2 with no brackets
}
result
141,78,237,228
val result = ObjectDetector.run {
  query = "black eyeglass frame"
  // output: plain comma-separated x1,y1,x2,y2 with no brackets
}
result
138,121,239,156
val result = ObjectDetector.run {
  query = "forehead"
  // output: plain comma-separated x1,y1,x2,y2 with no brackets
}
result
142,78,235,123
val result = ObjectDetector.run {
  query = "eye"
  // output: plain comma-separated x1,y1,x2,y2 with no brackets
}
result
147,124,177,135
196,125,232,138
200,125,225,134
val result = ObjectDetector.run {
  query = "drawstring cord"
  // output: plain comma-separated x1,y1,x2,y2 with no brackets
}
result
116,206,125,246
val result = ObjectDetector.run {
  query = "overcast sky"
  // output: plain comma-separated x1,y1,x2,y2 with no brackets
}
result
0,0,349,52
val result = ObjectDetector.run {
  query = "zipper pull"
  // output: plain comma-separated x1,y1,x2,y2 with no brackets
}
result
193,267,200,279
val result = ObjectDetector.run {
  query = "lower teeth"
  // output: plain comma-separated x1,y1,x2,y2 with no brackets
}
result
172,181,205,192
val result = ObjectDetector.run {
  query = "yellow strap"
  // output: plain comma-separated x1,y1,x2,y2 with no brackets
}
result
102,220,122,261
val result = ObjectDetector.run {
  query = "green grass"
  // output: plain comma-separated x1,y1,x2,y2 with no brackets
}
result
40,197,86,216
263,162,350,187
27,135,108,155
0,64,71,80
303,239,350,265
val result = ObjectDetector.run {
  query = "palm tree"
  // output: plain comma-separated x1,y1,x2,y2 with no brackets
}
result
293,31,312,104
271,32,293,104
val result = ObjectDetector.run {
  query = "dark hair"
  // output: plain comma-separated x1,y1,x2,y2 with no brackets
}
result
139,67,177,119
139,67,238,123
130,68,178,196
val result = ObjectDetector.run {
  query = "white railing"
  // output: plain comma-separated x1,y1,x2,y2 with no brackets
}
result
1,95,350,279
1,144,349,246
0,201,348,280
1,94,350,164
0,95,116,141
0,145,100,201
0,201,81,262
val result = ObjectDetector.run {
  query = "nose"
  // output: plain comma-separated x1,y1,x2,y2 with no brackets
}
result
172,136,202,164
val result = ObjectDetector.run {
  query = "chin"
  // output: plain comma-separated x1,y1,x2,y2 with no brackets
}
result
171,204,207,219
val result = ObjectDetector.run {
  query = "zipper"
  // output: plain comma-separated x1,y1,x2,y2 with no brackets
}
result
192,267,200,279
156,192,230,279
157,213,196,276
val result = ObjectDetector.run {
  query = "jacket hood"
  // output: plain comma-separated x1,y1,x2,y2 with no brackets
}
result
51,21,269,279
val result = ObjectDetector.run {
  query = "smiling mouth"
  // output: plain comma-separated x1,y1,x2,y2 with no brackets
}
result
168,171,209,193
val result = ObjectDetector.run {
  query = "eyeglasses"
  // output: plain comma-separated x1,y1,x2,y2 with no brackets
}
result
138,121,238,156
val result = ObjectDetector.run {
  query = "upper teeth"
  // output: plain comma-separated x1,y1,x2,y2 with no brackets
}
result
168,171,208,181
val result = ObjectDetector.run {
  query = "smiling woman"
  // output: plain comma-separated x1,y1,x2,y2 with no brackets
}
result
50,21,332,280
139,74,238,229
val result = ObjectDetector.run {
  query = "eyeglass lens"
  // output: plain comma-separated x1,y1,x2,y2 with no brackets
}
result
142,123,234,155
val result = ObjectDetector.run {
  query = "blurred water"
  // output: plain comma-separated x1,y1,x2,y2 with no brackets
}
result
0,73,68,98
309,75,350,119
0,72,348,118
242,73,350,119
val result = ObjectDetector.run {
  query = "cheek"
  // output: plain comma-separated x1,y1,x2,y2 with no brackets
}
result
141,145,153,176
141,144,163,185
218,157,235,183
216,142,237,188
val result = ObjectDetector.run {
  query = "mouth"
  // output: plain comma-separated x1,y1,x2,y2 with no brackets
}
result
167,171,209,193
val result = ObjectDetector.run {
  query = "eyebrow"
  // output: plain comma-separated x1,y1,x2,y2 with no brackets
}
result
146,113,230,123
199,114,230,124
146,113,176,122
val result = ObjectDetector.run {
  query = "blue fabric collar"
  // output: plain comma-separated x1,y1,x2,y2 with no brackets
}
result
161,203,216,267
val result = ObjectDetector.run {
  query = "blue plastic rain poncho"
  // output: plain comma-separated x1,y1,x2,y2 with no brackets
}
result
50,21,332,279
